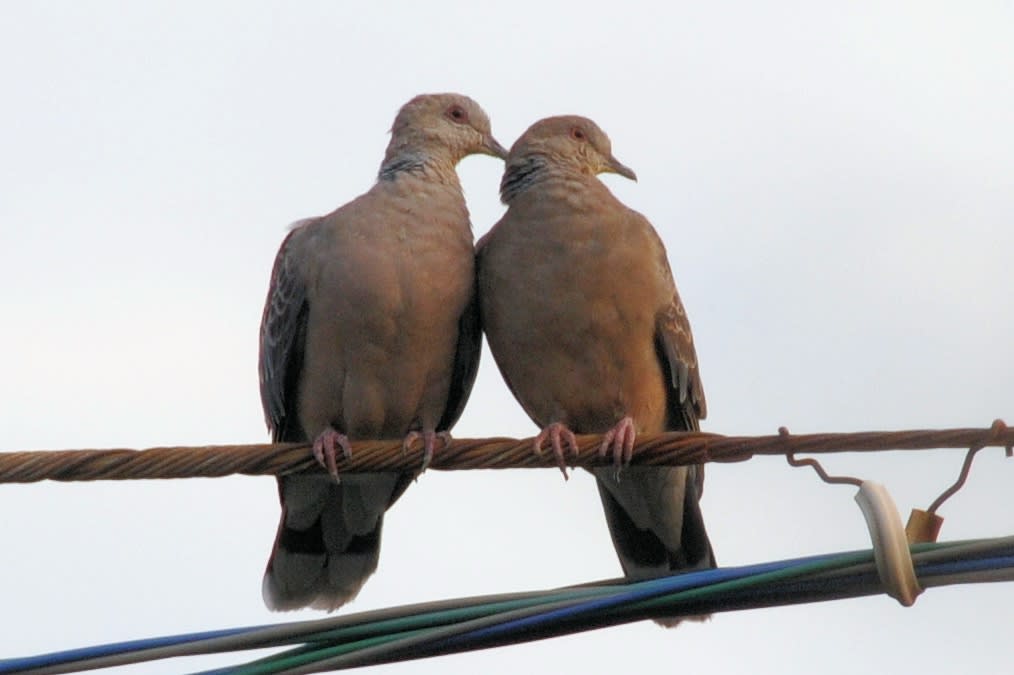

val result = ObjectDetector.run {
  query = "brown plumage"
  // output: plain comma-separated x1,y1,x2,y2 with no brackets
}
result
477,116,714,625
259,93,506,611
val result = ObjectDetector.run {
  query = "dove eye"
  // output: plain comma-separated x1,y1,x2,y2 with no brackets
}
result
571,127,587,141
447,105,469,123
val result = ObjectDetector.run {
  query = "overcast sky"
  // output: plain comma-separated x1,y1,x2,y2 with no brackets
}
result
2,2,1013,673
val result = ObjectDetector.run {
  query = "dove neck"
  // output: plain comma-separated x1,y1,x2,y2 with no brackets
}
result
499,155,554,203
378,149,460,187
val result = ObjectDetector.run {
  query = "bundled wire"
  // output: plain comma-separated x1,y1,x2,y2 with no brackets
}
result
3,536,1012,675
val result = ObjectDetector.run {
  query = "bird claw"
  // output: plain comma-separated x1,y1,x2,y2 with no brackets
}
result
312,427,352,484
599,416,636,479
403,430,449,476
534,422,579,480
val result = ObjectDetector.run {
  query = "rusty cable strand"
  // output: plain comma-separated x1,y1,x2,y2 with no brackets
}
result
0,420,1010,484
927,419,1011,514
781,426,864,487
785,454,864,487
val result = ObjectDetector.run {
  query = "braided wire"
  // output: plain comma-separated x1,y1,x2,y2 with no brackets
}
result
0,420,1009,483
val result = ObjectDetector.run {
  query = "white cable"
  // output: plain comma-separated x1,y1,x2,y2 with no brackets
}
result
855,481,923,606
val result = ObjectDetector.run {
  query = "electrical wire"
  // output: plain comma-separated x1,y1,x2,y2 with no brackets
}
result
2,537,1012,675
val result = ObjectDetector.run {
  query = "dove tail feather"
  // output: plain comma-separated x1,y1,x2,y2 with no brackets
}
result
595,466,715,628
262,474,404,612
594,466,715,578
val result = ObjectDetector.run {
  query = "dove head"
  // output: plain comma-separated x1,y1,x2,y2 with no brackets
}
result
380,93,507,180
499,115,636,203
510,115,636,177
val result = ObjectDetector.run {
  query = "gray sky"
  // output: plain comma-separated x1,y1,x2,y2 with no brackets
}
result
2,2,1012,673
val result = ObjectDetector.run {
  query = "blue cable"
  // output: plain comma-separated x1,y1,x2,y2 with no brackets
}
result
919,555,1014,577
430,553,850,651
0,626,260,673
428,549,1014,655
5,546,1012,674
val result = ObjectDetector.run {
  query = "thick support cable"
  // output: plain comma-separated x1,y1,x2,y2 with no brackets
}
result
0,421,1009,483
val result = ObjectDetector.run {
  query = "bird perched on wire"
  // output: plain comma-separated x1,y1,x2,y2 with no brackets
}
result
477,115,714,625
258,93,507,611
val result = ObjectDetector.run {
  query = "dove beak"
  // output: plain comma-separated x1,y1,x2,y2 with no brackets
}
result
605,155,638,181
483,135,509,160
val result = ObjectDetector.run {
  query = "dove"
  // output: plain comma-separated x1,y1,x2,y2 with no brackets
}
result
477,116,714,625
259,93,506,611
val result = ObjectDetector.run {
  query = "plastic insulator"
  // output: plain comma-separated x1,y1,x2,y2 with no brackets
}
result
905,508,944,544
855,481,923,607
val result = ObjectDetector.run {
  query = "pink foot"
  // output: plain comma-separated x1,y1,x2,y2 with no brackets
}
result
403,430,450,474
599,416,637,468
312,426,352,483
534,422,579,480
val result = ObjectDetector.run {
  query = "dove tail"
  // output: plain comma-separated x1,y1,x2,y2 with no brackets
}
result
262,473,403,612
594,464,715,627
595,464,715,578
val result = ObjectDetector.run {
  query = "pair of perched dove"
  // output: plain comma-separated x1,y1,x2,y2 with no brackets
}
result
258,93,715,622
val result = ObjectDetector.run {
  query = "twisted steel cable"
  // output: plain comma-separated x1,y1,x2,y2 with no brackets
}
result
0,420,1009,483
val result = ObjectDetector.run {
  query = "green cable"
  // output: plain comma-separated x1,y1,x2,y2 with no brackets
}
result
214,587,623,675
